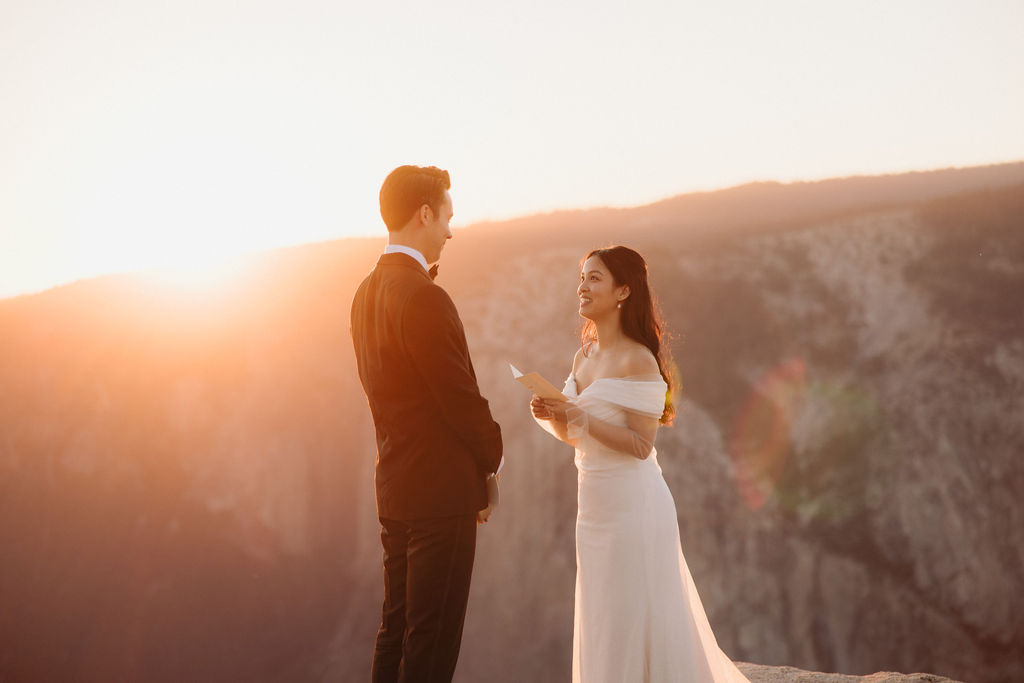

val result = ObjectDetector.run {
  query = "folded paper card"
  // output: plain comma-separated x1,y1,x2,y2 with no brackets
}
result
509,363,569,401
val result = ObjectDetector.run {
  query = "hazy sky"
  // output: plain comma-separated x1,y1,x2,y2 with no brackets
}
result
2,0,1023,297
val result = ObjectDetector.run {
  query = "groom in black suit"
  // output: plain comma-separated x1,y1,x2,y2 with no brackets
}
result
351,165,504,683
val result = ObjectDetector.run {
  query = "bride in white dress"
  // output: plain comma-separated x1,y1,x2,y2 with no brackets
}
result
531,246,749,683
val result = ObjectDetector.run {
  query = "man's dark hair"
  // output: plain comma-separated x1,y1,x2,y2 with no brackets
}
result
379,165,451,232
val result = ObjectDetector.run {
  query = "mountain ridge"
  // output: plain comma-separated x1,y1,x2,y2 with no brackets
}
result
4,160,1024,304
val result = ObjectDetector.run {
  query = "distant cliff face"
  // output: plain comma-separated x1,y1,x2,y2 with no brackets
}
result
430,183,1024,683
1,166,1021,683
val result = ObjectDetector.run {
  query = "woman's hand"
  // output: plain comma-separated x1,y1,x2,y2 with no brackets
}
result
530,394,553,420
531,395,572,421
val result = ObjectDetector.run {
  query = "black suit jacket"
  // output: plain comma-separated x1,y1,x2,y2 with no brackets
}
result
351,253,503,520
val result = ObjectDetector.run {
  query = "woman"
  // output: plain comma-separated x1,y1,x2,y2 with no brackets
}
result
531,246,749,683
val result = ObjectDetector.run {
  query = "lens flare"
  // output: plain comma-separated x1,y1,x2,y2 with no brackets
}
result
730,358,806,510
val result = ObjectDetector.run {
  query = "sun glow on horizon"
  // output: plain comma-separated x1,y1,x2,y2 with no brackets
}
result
139,254,250,293
3,0,1023,299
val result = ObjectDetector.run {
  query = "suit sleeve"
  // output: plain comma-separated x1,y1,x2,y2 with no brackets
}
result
402,285,503,475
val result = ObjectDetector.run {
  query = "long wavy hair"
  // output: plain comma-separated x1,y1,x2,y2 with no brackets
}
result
580,246,676,425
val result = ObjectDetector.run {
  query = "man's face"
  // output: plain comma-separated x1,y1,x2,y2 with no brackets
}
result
423,191,453,263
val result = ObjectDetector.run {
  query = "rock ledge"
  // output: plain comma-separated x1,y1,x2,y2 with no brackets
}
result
737,663,963,683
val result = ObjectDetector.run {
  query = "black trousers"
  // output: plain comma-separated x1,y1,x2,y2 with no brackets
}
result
371,514,477,683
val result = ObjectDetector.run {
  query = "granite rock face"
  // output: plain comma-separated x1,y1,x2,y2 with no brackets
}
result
737,663,964,683
1,165,1021,682
436,175,1024,683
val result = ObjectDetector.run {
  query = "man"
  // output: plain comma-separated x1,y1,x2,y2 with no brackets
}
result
350,165,503,683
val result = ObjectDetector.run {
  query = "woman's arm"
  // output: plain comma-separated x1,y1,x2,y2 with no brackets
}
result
537,347,662,458
537,398,659,458
565,405,659,459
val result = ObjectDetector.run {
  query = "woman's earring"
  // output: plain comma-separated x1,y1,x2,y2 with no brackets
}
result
617,302,622,309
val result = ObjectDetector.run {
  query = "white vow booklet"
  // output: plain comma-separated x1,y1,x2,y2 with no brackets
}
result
509,363,569,401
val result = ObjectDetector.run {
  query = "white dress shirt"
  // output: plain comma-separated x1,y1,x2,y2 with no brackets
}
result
384,244,429,272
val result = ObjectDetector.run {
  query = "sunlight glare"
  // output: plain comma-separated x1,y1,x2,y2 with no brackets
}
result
140,253,247,293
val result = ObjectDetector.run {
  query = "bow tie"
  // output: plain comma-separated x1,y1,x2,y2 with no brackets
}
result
428,264,439,281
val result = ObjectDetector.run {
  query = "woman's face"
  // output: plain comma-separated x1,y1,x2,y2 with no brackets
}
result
578,255,627,320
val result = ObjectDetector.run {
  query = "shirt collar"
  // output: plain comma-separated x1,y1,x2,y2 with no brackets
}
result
384,244,429,272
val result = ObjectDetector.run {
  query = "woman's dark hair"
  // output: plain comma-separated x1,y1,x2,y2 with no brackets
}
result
581,245,676,425
379,165,451,232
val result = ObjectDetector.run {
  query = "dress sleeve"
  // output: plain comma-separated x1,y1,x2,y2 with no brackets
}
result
581,377,666,418
566,405,659,459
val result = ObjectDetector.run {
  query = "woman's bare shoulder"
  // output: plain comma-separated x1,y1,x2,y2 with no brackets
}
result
619,342,660,376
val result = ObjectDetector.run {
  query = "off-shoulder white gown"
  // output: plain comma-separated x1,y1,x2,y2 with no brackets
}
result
541,374,749,683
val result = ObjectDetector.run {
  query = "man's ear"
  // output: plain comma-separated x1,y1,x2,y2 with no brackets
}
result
418,203,433,225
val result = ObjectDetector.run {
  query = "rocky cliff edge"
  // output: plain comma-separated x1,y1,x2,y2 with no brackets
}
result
739,663,963,683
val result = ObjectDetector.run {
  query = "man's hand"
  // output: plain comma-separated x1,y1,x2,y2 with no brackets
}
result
477,503,494,525
478,473,500,525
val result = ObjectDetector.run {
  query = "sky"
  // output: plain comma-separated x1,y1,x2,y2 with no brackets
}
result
2,0,1023,298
